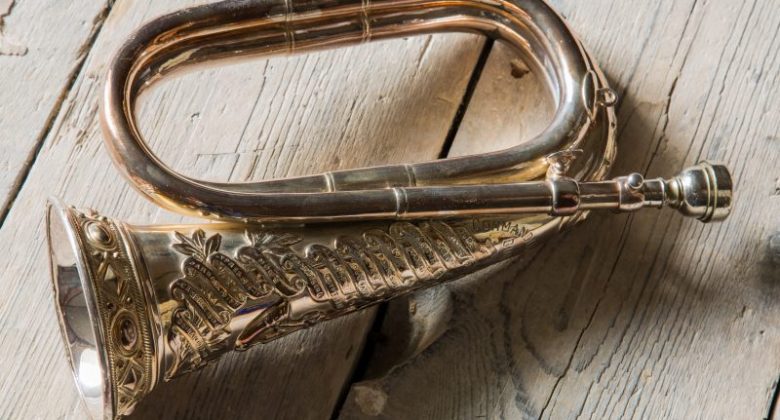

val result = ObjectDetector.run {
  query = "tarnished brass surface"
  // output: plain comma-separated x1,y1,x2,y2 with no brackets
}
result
45,0,733,419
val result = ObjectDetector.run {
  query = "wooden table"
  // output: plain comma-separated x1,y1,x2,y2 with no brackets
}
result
1,0,778,419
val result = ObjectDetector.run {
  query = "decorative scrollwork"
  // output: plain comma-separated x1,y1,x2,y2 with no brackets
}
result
164,220,507,378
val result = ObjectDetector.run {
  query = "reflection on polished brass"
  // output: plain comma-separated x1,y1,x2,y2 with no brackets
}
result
46,0,734,419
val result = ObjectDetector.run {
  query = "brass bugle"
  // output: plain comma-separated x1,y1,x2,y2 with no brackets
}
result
47,0,734,419
47,164,730,419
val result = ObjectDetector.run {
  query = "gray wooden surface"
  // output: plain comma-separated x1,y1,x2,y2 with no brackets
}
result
0,0,777,419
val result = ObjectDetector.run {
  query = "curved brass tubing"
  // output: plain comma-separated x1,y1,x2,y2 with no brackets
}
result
100,0,616,222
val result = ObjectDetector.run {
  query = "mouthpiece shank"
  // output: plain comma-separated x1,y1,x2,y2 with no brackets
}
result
581,161,733,222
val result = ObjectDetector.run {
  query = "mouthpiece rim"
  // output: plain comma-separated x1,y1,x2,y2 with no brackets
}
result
701,161,733,223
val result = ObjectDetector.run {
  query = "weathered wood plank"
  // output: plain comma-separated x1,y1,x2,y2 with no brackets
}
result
0,0,112,218
0,1,484,418
339,0,780,419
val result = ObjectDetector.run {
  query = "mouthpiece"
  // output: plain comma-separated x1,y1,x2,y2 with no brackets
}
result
664,162,733,223
625,162,733,223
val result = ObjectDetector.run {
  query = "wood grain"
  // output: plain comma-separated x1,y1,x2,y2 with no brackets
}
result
0,0,111,218
339,0,780,419
0,0,483,418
